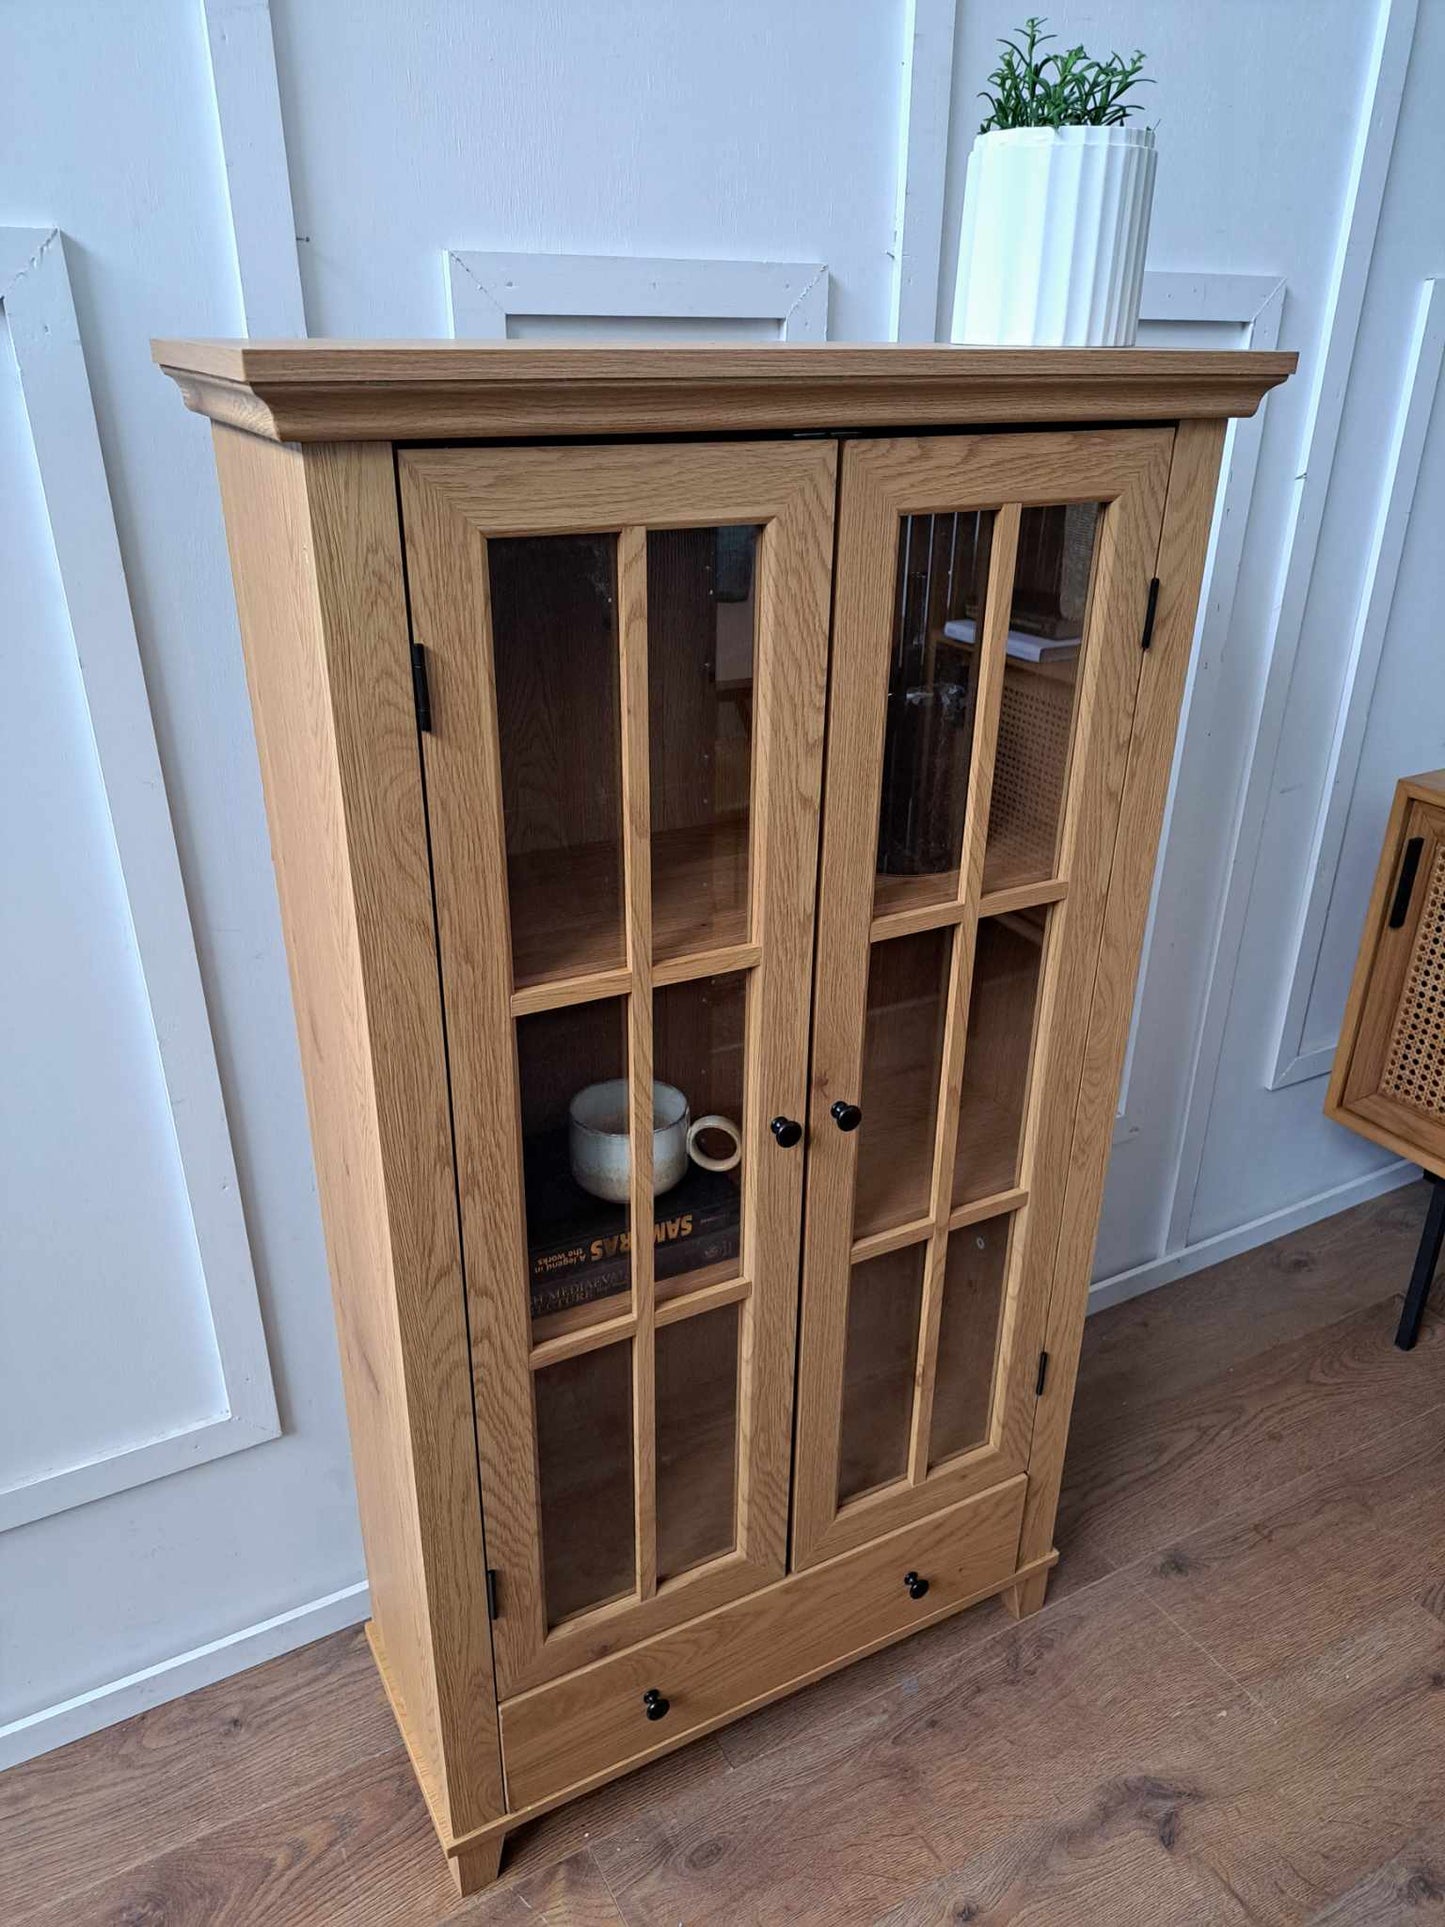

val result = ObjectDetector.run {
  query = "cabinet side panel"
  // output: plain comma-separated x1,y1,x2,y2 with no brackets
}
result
1018,418,1228,1575
210,427,503,1840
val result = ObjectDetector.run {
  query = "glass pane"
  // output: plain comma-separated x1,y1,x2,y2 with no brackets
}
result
490,534,624,989
953,909,1046,1210
652,973,747,1298
876,511,995,916
655,1303,740,1581
853,929,951,1239
535,1340,635,1625
929,1214,1012,1467
983,502,1103,895
519,998,632,1337
838,1244,925,1504
648,526,759,962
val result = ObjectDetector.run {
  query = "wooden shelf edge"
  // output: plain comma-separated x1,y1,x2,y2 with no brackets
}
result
869,896,966,945
511,967,633,1018
528,1308,637,1369
652,941,762,988
949,1185,1029,1230
869,876,1068,945
850,1216,935,1264
978,877,1069,920
654,1271,751,1327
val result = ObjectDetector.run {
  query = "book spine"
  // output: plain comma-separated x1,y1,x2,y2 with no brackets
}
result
656,1224,740,1284
530,1261,631,1322
528,1206,740,1319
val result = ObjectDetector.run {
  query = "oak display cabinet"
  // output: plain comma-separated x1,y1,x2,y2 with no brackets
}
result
156,340,1293,1893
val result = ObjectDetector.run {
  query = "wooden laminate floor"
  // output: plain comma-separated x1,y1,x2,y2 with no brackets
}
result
5,1182,1445,1925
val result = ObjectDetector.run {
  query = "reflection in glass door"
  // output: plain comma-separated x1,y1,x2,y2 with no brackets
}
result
798,429,1173,1569
399,439,834,1693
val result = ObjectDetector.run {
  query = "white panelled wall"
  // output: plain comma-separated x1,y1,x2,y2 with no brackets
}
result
0,0,1439,1761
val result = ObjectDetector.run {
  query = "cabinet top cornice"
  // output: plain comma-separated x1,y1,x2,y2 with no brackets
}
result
153,339,1296,443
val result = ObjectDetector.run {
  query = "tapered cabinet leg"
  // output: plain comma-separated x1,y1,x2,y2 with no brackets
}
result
1004,1568,1051,1620
449,1832,506,1897
1396,1173,1445,1351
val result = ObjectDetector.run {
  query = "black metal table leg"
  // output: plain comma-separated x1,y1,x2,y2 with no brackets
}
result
1396,1172,1445,1351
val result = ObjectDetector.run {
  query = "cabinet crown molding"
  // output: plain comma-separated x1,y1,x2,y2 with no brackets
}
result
153,340,1296,442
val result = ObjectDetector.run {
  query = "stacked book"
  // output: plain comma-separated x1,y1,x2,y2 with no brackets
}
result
942,617,1082,662
524,1129,741,1321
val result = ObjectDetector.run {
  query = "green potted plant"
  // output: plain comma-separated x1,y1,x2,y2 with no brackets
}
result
951,16,1155,346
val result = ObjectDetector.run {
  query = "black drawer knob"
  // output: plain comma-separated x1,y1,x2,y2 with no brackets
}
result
831,1100,863,1132
769,1115,803,1148
642,1686,670,1721
903,1570,929,1601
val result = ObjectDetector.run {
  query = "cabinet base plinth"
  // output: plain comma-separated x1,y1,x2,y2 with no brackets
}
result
374,1543,1059,1894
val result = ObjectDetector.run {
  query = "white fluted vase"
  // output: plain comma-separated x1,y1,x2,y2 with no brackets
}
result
951,124,1157,346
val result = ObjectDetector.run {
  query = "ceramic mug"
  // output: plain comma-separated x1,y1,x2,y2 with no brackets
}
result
568,1079,742,1204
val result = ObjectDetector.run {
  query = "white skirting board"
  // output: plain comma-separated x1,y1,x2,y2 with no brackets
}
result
1088,1159,1416,1314
0,1156,1418,1771
0,1581,370,1772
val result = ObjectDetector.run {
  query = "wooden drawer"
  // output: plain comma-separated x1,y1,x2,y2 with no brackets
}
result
499,1474,1026,1810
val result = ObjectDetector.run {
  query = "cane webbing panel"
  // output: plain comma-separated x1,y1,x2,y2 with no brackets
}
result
988,667,1074,885
1381,840,1445,1119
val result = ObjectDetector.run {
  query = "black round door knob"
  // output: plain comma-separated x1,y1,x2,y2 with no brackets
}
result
903,1570,929,1601
831,1100,863,1132
642,1687,670,1721
769,1115,803,1148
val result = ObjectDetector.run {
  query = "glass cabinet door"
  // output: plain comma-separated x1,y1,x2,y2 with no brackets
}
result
794,429,1173,1569
400,441,834,1694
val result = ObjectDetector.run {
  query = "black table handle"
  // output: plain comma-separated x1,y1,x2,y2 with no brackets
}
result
831,1101,863,1132
903,1571,929,1601
642,1687,670,1721
770,1116,803,1148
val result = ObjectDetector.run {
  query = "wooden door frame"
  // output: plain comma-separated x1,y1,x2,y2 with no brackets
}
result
398,440,835,1694
1015,419,1229,1608
793,428,1174,1570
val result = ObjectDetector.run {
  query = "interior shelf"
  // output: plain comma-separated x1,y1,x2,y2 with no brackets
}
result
509,815,751,992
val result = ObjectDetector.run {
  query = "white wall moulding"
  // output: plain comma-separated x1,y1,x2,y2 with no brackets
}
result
1088,1158,1412,1317
1136,272,1293,329
200,0,306,336
1112,270,1286,1130
1270,277,1445,1089
889,0,958,342
0,228,278,1531
446,251,830,342
0,1580,368,1772
1165,0,1418,1254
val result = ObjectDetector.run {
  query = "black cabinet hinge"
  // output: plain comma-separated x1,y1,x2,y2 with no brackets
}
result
1036,1350,1050,1397
485,1567,499,1620
1139,577,1161,651
410,640,432,733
